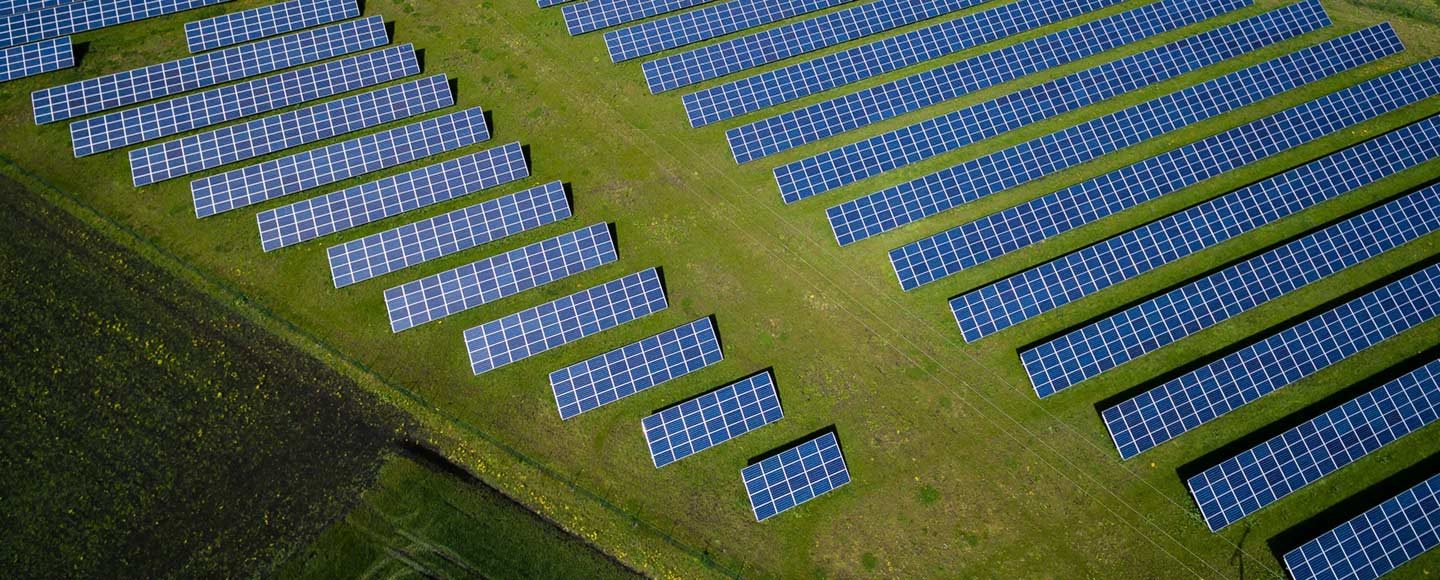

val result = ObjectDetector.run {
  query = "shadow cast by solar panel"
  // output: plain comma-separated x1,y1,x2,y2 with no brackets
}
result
1266,452,1440,560
382,15,393,40
745,424,839,467
645,362,767,415
71,40,89,67
414,47,426,71
652,264,670,298
480,105,493,132
520,142,533,171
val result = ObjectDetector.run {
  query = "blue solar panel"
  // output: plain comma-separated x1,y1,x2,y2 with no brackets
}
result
32,16,387,125
1191,359,1440,532
553,317,723,420
644,370,783,468
1285,471,1440,580
642,0,993,94
0,0,228,48
464,268,667,375
0,36,70,82
564,0,714,36
1103,262,1440,460
257,141,528,252
606,0,851,63
826,25,1403,246
537,0,572,7
742,431,850,521
771,0,1321,198
892,56,1440,292
951,113,1440,344
185,0,357,53
70,44,416,157
389,223,618,333
0,0,77,18
333,180,569,289
1026,183,1440,398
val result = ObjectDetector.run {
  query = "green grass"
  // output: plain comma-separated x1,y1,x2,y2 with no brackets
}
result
3,0,1440,577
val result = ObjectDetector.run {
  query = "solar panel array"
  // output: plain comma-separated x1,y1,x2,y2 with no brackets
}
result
892,56,1440,292
0,0,74,18
464,268,667,375
0,0,229,49
605,0,851,63
70,43,417,157
770,0,1318,199
563,0,711,36
1190,359,1440,532
1025,182,1440,398
32,15,386,125
951,112,1440,344
257,141,528,252
742,431,850,521
553,317,722,420
193,94,479,218
0,35,70,82
333,179,568,290
644,370,783,468
826,25,1402,246
1285,471,1440,580
1103,262,1440,460
642,0,991,94
185,0,357,53
389,223,618,333
537,0,572,8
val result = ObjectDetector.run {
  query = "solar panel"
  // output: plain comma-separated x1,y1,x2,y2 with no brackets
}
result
1284,471,1440,580
333,179,568,289
742,431,850,521
32,15,387,125
70,44,416,157
1026,182,1440,398
951,113,1440,344
388,223,618,333
0,0,229,48
826,25,1403,246
644,370,783,468
537,0,572,7
464,268,667,375
130,74,452,186
770,0,1322,197
0,0,78,18
1190,358,1440,532
257,141,528,252
185,0,357,53
892,56,1440,292
642,0,994,94
553,317,723,420
606,0,852,63
0,36,70,82
563,0,714,36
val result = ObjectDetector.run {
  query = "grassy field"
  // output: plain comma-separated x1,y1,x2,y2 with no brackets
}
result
4,0,1440,576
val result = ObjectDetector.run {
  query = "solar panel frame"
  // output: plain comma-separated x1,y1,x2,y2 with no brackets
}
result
70,43,418,157
951,113,1440,345
32,15,387,125
184,0,358,53
563,0,715,36
553,317,724,420
0,35,70,82
333,179,568,290
257,141,529,252
464,268,667,375
1284,471,1440,580
742,431,850,521
1190,359,1440,532
0,0,230,49
605,0,853,63
644,370,782,468
825,24,1403,246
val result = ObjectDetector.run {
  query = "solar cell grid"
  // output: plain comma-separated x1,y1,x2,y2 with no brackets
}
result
334,179,568,290
951,113,1440,344
891,55,1440,292
185,0,357,53
0,0,229,49
644,370,782,467
742,431,850,521
564,0,713,36
553,317,723,420
0,36,70,82
771,0,1324,199
0,0,77,18
388,222,617,333
70,43,417,157
1284,471,1440,580
826,24,1403,246
1024,182,1440,398
537,0,571,7
642,0,993,94
257,141,529,252
606,0,852,63
32,15,387,125
464,268,667,375
1102,261,1440,460
1191,359,1440,532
